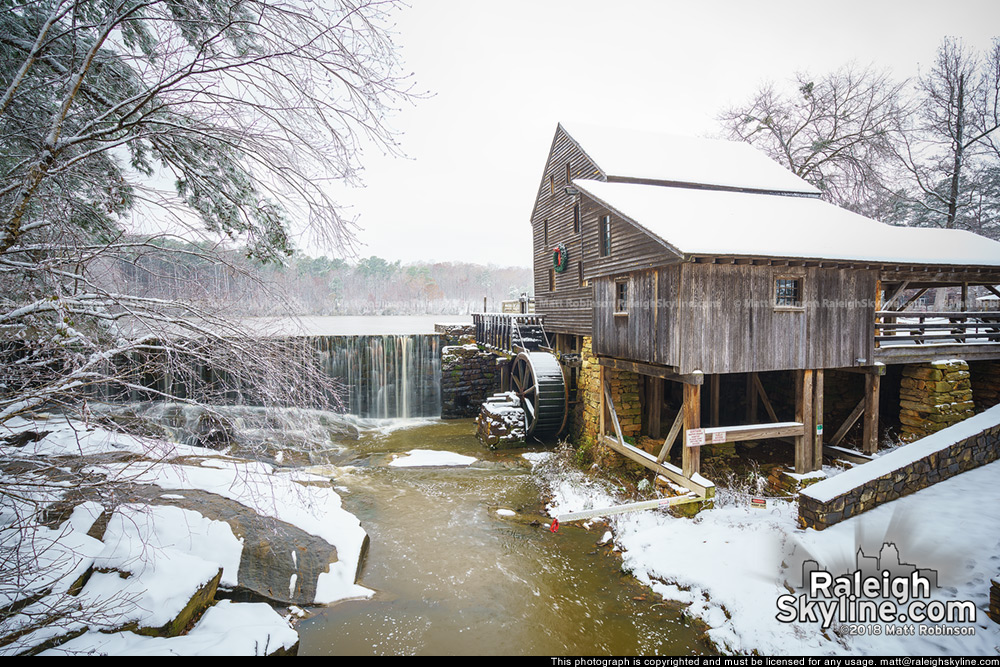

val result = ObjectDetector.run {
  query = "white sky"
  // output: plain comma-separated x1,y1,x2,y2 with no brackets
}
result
310,0,1000,268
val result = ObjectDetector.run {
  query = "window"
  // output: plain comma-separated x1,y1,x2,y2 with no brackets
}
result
578,261,584,287
549,268,556,292
573,203,580,234
599,214,611,257
615,279,628,314
543,219,548,245
549,174,554,195
774,277,802,308
565,162,572,184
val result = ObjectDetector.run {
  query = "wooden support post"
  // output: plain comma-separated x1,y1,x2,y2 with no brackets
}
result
794,370,815,474
829,397,865,447
648,377,662,438
813,369,824,472
499,359,511,393
657,409,685,464
863,372,881,455
682,383,701,479
752,373,780,423
710,374,720,427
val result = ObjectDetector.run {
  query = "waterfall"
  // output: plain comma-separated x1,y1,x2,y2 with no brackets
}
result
88,333,442,420
313,334,441,419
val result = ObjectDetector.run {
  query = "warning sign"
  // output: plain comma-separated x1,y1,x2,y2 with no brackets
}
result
685,428,705,447
711,430,726,444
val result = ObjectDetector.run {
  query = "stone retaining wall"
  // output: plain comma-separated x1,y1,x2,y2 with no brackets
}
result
799,404,1000,530
899,360,975,442
440,344,500,419
434,323,475,347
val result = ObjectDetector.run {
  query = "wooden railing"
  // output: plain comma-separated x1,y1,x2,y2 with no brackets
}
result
472,313,548,353
875,311,1000,346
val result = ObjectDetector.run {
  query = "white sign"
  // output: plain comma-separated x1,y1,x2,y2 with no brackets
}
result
711,430,727,444
686,428,705,447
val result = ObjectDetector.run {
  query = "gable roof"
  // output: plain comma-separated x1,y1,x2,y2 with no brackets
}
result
560,122,821,196
573,178,1000,268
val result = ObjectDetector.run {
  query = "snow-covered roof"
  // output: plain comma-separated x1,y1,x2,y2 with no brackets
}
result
560,122,821,195
573,179,1000,267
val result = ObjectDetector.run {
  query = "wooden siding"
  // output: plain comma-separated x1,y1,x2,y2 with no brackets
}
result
592,263,876,374
592,267,681,367
579,193,680,280
531,127,603,336
675,263,876,374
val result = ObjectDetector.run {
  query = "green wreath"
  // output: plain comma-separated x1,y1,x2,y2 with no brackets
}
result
552,243,568,273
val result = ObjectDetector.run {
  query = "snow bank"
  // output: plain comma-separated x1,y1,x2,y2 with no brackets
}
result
538,457,1000,655
41,600,298,656
803,403,1000,503
388,449,477,467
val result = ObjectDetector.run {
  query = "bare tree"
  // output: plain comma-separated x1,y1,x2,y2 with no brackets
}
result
0,0,414,425
719,64,907,217
891,37,1000,237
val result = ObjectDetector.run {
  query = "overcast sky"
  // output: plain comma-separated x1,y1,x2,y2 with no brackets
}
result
310,0,1000,268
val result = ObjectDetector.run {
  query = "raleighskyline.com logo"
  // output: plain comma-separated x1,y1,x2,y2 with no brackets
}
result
775,542,977,635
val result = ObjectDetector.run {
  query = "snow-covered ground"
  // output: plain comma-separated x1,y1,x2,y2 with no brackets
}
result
0,415,371,656
534,454,1000,656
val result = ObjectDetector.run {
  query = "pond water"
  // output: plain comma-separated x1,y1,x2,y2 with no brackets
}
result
295,418,715,656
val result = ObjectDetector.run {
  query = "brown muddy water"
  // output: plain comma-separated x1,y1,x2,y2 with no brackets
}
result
296,418,715,656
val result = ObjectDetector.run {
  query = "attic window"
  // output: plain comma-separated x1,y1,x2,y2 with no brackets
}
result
774,277,803,309
599,214,611,257
565,162,572,184
543,219,548,245
573,203,580,234
549,174,554,195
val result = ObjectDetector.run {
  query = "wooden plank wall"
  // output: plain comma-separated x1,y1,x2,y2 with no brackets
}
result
578,194,679,280
531,127,602,336
675,263,876,374
592,267,680,367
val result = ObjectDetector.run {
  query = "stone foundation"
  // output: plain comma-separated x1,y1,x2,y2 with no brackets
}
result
476,392,525,449
767,466,826,497
799,406,1000,530
440,344,500,419
434,323,475,347
570,337,641,467
970,361,1000,414
898,360,975,442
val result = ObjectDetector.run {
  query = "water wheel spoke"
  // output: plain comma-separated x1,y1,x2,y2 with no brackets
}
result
523,385,536,396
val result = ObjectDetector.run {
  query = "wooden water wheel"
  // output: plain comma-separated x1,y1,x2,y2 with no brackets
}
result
510,351,567,441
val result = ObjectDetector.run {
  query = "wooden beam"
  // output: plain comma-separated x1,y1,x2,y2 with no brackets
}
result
602,435,715,498
657,410,685,464
822,444,876,466
863,372,881,455
710,374,720,427
829,397,865,447
682,383,701,479
837,365,886,376
813,369,824,472
795,370,815,474
648,377,662,438
752,373,780,422
894,287,929,312
698,422,804,442
597,356,704,385
882,280,910,310
604,381,626,447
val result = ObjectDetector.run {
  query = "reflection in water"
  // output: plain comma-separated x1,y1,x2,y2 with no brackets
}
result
297,418,714,656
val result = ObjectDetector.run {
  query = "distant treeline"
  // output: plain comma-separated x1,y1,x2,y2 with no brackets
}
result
113,241,533,315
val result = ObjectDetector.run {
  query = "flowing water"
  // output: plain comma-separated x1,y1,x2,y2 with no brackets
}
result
295,418,715,656
103,321,716,655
